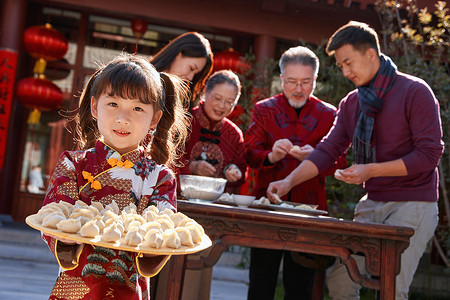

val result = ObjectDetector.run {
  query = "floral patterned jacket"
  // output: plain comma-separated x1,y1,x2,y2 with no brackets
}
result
42,141,176,300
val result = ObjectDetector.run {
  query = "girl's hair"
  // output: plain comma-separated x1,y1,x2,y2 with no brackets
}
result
205,70,242,99
76,53,190,168
150,32,213,102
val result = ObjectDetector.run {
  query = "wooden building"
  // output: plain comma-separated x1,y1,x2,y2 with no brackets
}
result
0,0,436,221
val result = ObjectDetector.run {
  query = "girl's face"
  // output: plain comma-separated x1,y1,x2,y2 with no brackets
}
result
91,91,162,154
203,82,239,122
168,52,207,82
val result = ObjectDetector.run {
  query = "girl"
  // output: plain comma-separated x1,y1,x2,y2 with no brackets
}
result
150,32,213,105
41,53,189,300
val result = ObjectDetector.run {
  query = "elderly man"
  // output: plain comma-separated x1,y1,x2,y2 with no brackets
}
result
268,22,444,300
244,46,346,300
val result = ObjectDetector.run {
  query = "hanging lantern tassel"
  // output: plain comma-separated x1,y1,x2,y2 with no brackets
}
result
27,108,42,124
33,58,48,75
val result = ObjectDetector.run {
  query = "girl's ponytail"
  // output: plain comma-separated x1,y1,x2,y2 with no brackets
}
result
149,73,190,168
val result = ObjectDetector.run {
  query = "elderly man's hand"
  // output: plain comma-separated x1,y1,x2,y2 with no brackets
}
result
289,144,314,161
268,139,293,163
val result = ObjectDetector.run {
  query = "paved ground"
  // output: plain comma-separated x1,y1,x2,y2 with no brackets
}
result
0,215,249,300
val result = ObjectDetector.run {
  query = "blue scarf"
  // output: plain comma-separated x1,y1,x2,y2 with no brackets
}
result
353,54,397,164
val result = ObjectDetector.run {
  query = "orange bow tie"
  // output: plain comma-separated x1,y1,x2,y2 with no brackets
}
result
107,158,134,169
82,171,102,190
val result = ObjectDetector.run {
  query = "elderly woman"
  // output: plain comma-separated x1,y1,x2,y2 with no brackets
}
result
179,69,247,193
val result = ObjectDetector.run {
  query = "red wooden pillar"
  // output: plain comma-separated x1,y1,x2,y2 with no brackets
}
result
0,0,27,214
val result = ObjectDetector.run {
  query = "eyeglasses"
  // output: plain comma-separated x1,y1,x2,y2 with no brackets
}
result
283,78,314,89
211,94,236,109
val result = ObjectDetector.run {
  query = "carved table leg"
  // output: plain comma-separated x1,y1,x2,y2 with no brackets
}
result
165,255,187,300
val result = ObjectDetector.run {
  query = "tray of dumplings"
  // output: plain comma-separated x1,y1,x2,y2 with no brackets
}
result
214,194,327,216
26,200,212,255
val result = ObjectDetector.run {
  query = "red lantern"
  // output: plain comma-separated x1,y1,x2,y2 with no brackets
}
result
23,23,68,74
213,49,251,75
24,23,68,61
16,77,63,123
16,77,63,109
130,19,148,39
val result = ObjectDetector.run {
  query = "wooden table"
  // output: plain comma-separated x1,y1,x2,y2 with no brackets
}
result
166,200,414,300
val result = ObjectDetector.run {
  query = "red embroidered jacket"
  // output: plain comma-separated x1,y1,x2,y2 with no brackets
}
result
178,101,247,191
244,93,347,210
42,141,176,300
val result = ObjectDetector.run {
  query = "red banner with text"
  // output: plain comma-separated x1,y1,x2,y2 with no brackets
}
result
0,49,18,169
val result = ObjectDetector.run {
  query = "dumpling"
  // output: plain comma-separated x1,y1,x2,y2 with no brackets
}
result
103,200,120,215
123,202,137,214
124,228,143,247
74,200,88,208
177,218,195,228
125,214,146,228
142,228,163,249
161,208,175,216
141,221,162,233
186,223,204,244
161,229,181,249
58,201,75,215
170,212,189,227
56,217,81,233
142,210,158,222
86,205,101,216
157,214,175,227
55,201,71,218
102,210,119,224
70,208,94,226
104,219,124,234
126,220,143,233
101,224,122,242
80,218,100,238
143,205,159,215
90,201,104,212
36,204,62,223
71,208,95,219
157,218,174,232
42,212,66,229
175,227,194,247
184,220,205,235
93,216,105,232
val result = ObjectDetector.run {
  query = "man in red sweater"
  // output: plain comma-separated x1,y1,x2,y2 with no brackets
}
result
244,46,346,300
268,22,444,299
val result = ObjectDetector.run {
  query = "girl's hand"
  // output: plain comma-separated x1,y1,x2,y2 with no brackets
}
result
190,160,216,177
46,233,82,245
289,144,314,161
334,164,373,185
225,165,242,182
268,139,293,163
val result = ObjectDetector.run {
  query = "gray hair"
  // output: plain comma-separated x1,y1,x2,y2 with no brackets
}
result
279,46,319,77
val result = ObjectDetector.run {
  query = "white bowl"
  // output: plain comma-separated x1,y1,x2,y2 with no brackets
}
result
232,194,256,207
179,175,227,201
